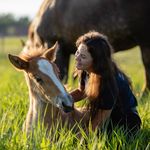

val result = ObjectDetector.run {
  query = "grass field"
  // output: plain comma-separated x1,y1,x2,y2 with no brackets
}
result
0,37,150,150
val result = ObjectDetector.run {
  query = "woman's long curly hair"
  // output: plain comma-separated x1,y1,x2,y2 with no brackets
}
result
76,31,131,119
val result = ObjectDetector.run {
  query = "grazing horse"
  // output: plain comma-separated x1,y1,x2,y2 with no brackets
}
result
8,42,89,134
24,0,150,93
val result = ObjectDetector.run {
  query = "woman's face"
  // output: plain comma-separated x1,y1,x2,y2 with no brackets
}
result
75,43,93,71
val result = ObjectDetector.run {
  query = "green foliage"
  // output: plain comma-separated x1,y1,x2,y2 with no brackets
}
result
0,37,149,149
0,14,30,36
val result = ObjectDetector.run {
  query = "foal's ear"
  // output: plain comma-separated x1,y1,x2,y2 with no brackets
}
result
8,54,29,70
43,41,59,61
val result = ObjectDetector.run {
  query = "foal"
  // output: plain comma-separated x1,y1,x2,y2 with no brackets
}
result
9,42,89,134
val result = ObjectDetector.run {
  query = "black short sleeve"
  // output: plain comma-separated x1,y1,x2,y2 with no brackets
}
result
115,72,138,113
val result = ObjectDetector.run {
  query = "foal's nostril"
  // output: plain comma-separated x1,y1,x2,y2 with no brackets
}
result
62,102,74,113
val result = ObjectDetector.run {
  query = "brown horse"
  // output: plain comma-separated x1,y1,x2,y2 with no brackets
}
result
24,0,150,93
8,42,89,134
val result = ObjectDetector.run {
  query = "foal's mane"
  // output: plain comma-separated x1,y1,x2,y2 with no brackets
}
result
20,46,47,61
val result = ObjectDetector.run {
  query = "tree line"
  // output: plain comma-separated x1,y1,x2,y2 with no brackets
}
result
0,14,30,36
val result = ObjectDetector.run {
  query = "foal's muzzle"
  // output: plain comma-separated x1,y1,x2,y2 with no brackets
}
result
57,94,74,113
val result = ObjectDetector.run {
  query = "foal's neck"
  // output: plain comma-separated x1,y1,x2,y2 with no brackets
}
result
32,91,60,118
25,74,60,121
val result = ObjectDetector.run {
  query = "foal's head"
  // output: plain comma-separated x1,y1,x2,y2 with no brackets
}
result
8,42,73,113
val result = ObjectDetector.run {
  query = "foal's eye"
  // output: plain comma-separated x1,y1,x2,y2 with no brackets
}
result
81,54,86,59
34,76,44,84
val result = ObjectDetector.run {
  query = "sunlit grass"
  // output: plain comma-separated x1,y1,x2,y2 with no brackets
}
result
0,37,149,149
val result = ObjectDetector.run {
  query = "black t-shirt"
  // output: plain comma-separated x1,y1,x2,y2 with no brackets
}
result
80,71,138,114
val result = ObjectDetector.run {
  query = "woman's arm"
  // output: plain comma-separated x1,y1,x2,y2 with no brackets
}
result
91,109,112,131
70,88,86,102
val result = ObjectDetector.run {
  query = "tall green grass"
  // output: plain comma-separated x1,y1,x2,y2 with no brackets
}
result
0,37,149,150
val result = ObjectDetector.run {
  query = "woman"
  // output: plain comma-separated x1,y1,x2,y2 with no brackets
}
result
70,31,141,135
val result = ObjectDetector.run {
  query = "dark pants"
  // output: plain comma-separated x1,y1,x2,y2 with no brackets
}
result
107,109,141,136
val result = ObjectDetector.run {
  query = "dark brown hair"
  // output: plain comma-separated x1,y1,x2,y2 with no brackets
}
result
76,31,115,95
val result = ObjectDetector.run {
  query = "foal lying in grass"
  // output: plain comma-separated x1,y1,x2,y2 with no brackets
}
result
8,42,89,135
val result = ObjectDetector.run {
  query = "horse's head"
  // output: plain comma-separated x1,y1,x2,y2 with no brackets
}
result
8,42,74,113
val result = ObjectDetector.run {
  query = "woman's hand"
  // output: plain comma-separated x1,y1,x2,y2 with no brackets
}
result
69,88,86,102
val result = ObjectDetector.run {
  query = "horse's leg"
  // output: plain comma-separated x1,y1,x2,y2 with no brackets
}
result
54,45,70,83
140,45,150,95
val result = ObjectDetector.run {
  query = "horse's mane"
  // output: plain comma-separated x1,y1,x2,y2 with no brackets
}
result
36,0,54,17
19,46,47,61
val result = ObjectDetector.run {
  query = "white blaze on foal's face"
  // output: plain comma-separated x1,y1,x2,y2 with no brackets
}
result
37,59,66,94
37,59,73,109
